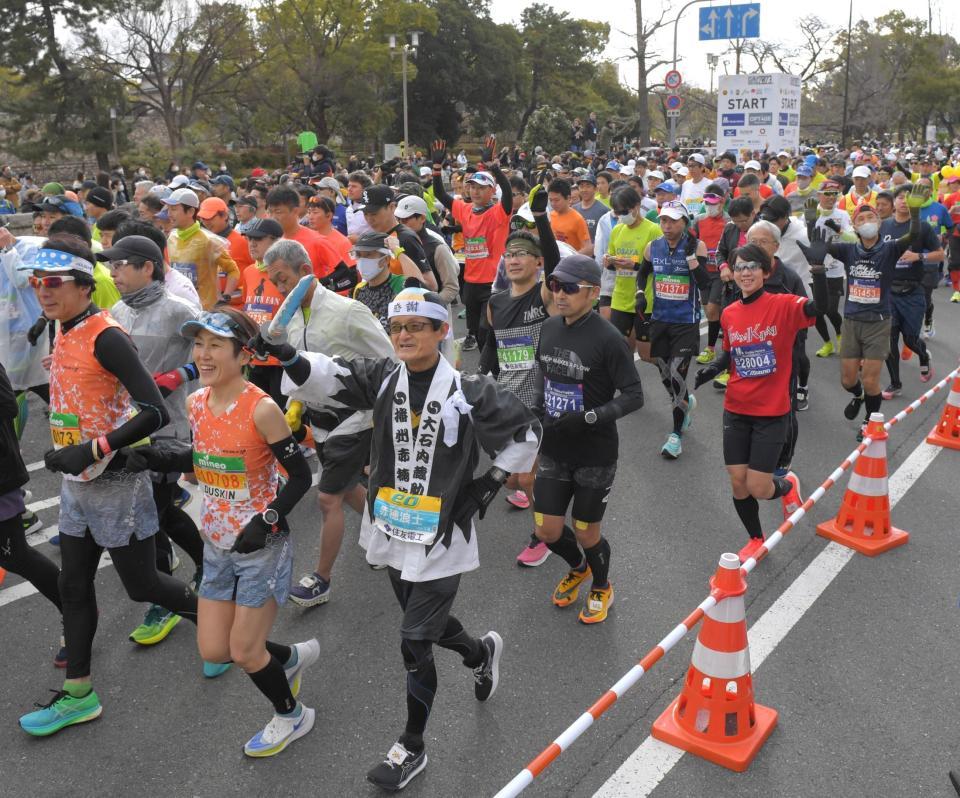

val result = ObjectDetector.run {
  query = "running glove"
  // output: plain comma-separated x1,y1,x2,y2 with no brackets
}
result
797,226,829,266
285,400,304,433
121,439,194,473
44,444,95,476
231,513,275,554
321,262,359,294
544,411,589,434
529,184,548,214
453,468,505,531
430,139,447,166
694,366,720,389
684,231,699,256
154,363,199,397
480,135,497,163
248,333,296,364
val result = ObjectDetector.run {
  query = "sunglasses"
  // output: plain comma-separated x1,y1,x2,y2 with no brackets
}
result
733,261,763,273
510,216,536,230
702,194,722,203
819,191,839,197
107,259,145,270
30,274,76,288
388,321,433,335
547,277,594,295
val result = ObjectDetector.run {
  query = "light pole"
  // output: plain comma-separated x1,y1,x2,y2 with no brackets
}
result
707,53,719,95
388,31,421,159
109,107,120,167
668,0,712,148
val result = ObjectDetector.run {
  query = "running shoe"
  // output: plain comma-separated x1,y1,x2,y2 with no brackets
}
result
901,345,913,360
579,584,614,624
781,472,802,520
815,341,834,358
505,489,530,509
856,423,866,443
552,565,591,607
712,370,729,391
49,534,60,547
461,334,478,351
516,536,550,567
796,386,809,411
457,307,466,319
920,357,934,383
190,568,203,594
243,705,315,757
289,572,331,608
952,291,960,303
129,604,181,645
22,489,32,502
923,321,935,338
19,688,102,736
366,741,427,791
202,661,232,679
881,383,903,400
681,394,696,432
22,510,42,536
844,393,864,420
738,536,766,564
473,631,502,701
284,638,321,697
53,633,67,669
696,346,716,364
171,486,192,510
661,432,682,459
14,391,28,439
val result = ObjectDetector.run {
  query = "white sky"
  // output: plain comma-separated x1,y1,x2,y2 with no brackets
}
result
488,0,955,92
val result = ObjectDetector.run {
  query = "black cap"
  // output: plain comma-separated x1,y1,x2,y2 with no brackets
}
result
96,235,164,265
86,186,114,210
354,230,391,253
360,185,395,210
211,174,235,189
552,254,602,286
242,217,283,240
192,161,209,171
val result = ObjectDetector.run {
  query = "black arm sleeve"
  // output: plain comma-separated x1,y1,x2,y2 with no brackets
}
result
808,270,827,316
691,259,712,291
281,353,312,386
712,348,731,372
267,436,311,518
638,259,653,288
94,327,170,450
491,165,513,216
534,213,561,278
433,172,455,210
594,336,644,423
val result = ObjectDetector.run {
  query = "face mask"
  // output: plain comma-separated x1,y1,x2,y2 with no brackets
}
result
357,256,384,280
618,212,636,225
706,204,722,217
856,222,878,239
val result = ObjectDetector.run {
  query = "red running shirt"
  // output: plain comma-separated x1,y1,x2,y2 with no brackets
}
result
721,291,815,416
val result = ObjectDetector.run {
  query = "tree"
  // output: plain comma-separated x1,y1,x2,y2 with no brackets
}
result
90,1,258,153
741,16,838,82
630,0,672,147
519,106,572,156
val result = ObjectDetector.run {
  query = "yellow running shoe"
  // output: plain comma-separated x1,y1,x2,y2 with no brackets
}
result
815,341,834,358
552,566,591,607
579,584,614,624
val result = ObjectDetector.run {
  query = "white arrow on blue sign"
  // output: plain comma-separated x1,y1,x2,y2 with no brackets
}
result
699,3,759,41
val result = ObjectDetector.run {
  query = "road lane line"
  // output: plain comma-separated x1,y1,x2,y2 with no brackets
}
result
592,439,943,798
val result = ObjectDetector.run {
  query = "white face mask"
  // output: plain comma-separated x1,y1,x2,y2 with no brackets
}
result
617,212,636,225
856,222,879,239
357,256,384,280
706,204,722,217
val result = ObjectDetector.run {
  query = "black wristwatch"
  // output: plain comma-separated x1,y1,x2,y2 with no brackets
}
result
584,409,598,425
260,508,280,529
488,466,509,484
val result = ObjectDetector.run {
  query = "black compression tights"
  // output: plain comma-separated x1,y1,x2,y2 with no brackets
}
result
59,530,198,679
656,356,691,434
0,514,61,611
152,479,204,574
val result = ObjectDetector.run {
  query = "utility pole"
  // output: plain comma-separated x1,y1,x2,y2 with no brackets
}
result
840,0,853,147
669,0,712,148
388,31,421,160
109,107,120,167
707,53,718,95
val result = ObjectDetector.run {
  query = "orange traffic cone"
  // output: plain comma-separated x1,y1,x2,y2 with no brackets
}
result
651,552,777,772
817,413,909,555
926,375,960,450
0,567,5,587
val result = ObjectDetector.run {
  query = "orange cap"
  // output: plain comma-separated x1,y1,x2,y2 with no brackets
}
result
197,197,228,220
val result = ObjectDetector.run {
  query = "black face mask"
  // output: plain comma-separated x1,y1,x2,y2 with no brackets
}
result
721,168,735,178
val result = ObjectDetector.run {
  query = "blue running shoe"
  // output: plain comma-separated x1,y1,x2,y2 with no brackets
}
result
243,705,315,757
288,572,330,608
20,689,102,736
681,393,696,433
661,432,682,460
203,661,232,679
49,534,60,547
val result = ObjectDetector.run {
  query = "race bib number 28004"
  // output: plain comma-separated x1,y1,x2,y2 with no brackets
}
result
732,341,776,378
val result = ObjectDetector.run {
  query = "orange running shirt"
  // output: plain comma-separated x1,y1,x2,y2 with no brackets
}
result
450,198,510,284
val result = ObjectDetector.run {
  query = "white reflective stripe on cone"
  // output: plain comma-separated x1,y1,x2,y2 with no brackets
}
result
847,472,889,497
863,439,887,459
704,595,746,624
948,389,960,408
691,641,751,679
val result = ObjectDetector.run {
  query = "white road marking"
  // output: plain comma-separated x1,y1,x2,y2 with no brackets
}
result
26,496,60,512
592,439,943,798
26,460,44,472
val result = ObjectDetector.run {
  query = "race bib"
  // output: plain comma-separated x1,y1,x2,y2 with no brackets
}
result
50,411,80,449
849,279,881,304
374,487,442,545
244,300,275,326
497,334,535,372
544,378,584,418
172,261,199,286
616,267,638,278
655,274,690,301
193,451,250,502
464,236,489,260
732,341,776,378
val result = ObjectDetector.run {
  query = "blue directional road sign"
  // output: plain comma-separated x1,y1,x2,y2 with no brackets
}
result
699,3,760,41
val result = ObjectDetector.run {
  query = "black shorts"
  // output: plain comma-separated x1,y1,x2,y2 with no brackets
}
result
650,320,700,360
388,567,461,642
722,410,790,473
533,453,617,524
702,274,724,306
609,308,635,337
315,428,372,494
598,295,612,307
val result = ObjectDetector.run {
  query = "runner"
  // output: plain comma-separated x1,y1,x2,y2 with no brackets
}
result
534,255,644,623
125,306,320,757
19,238,198,737
810,181,853,358
691,183,731,364
693,243,821,562
254,286,540,789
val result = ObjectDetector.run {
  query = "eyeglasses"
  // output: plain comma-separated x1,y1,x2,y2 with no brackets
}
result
388,321,433,335
732,261,763,273
546,277,594,295
819,191,839,197
107,259,145,271
30,274,76,288
505,248,537,259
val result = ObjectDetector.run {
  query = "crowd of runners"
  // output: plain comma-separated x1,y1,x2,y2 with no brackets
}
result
0,135,955,789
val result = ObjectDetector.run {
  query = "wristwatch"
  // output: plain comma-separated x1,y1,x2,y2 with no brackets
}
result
584,409,599,425
488,466,509,484
260,508,280,529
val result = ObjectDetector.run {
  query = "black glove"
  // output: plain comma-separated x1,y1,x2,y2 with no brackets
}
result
248,332,296,363
479,135,497,163
453,468,504,531
529,184,548,214
694,365,721,390
321,262,359,294
121,439,193,473
430,139,447,167
44,444,95,476
684,232,698,257
803,196,819,230
823,219,841,234
797,225,829,267
231,513,275,554
635,291,647,315
27,315,47,346
543,411,589,434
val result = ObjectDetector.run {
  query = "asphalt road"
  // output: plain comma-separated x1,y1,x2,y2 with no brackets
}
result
3,286,960,798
